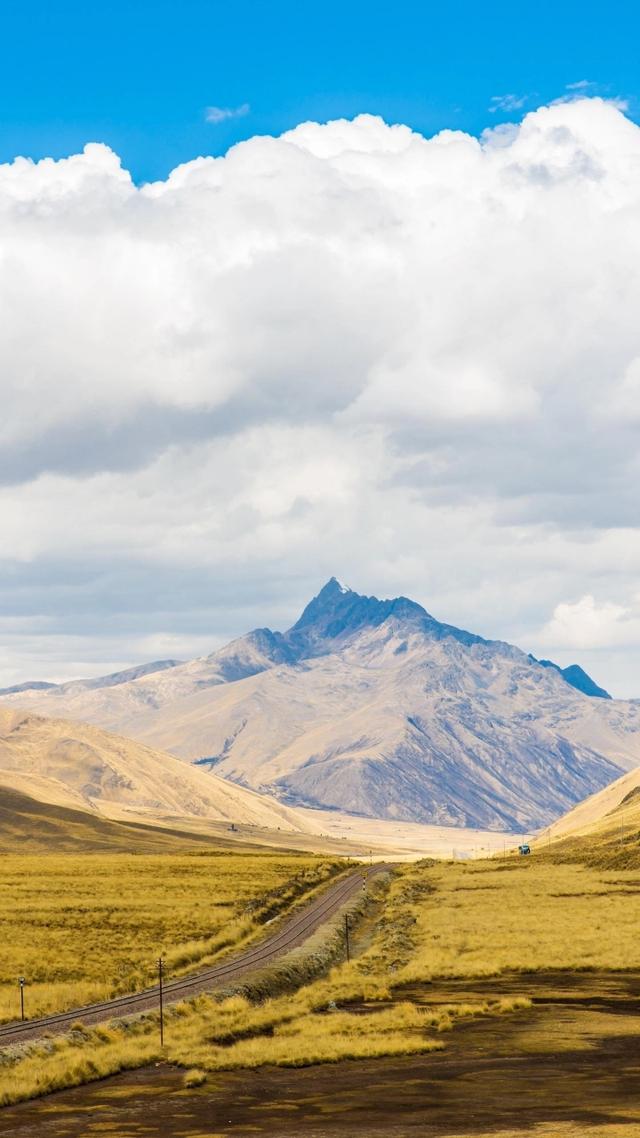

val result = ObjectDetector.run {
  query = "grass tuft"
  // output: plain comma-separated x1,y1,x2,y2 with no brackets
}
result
182,1068,207,1088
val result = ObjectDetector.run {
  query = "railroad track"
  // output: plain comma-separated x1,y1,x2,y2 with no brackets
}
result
0,863,391,1047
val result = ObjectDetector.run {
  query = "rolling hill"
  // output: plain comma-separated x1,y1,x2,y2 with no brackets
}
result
4,580,640,832
0,782,273,853
546,763,640,842
0,707,307,832
537,762,640,869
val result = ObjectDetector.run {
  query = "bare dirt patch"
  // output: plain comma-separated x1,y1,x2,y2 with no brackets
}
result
2,972,640,1137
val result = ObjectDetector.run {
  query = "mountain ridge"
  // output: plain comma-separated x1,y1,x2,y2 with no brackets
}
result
0,659,182,698
1,579,607,702
2,579,639,832
535,659,611,700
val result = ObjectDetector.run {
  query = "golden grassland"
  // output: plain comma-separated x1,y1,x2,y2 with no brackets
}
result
1,850,639,1109
389,857,640,981
545,820,640,871
0,852,342,1023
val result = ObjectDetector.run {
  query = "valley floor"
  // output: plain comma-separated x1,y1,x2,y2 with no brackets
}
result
3,971,640,1137
3,851,640,1132
296,807,524,859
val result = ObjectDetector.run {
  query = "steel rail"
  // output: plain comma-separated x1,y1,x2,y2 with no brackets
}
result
0,864,390,1046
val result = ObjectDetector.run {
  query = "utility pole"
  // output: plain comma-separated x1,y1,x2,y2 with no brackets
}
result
158,958,165,1047
18,977,25,1022
345,914,350,963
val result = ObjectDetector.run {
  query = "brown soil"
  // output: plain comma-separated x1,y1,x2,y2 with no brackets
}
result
2,972,640,1138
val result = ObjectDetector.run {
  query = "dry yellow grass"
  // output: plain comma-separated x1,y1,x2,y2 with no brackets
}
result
0,852,341,1023
0,867,532,1107
0,972,531,1106
2,851,636,1109
382,859,640,982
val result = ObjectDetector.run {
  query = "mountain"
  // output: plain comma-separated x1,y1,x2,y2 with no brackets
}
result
535,659,612,700
0,680,58,696
0,707,306,831
3,579,640,831
0,659,181,698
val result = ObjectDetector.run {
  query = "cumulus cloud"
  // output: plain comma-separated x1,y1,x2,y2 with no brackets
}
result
1,98,640,694
205,102,250,124
538,595,634,650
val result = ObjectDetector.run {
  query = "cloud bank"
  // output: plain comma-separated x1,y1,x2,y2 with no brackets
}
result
1,97,640,694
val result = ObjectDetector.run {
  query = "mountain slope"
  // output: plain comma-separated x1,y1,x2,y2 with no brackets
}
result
538,763,640,869
0,782,264,853
3,580,640,831
0,707,306,831
536,659,612,700
545,763,640,842
0,659,181,698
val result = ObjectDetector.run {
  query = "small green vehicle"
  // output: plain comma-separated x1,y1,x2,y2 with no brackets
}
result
518,843,531,856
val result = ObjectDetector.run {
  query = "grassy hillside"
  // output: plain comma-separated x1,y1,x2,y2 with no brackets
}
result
0,707,306,831
541,764,640,869
0,775,387,859
0,785,276,854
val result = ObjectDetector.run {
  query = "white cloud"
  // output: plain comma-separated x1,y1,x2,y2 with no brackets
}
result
488,93,528,113
559,82,628,113
205,102,250,124
538,595,635,650
2,98,640,694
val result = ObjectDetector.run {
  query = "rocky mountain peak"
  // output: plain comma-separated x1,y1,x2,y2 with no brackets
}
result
290,577,354,625
536,659,612,700
288,578,428,647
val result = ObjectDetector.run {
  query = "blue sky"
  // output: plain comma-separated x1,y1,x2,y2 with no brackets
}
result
1,0,636,182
